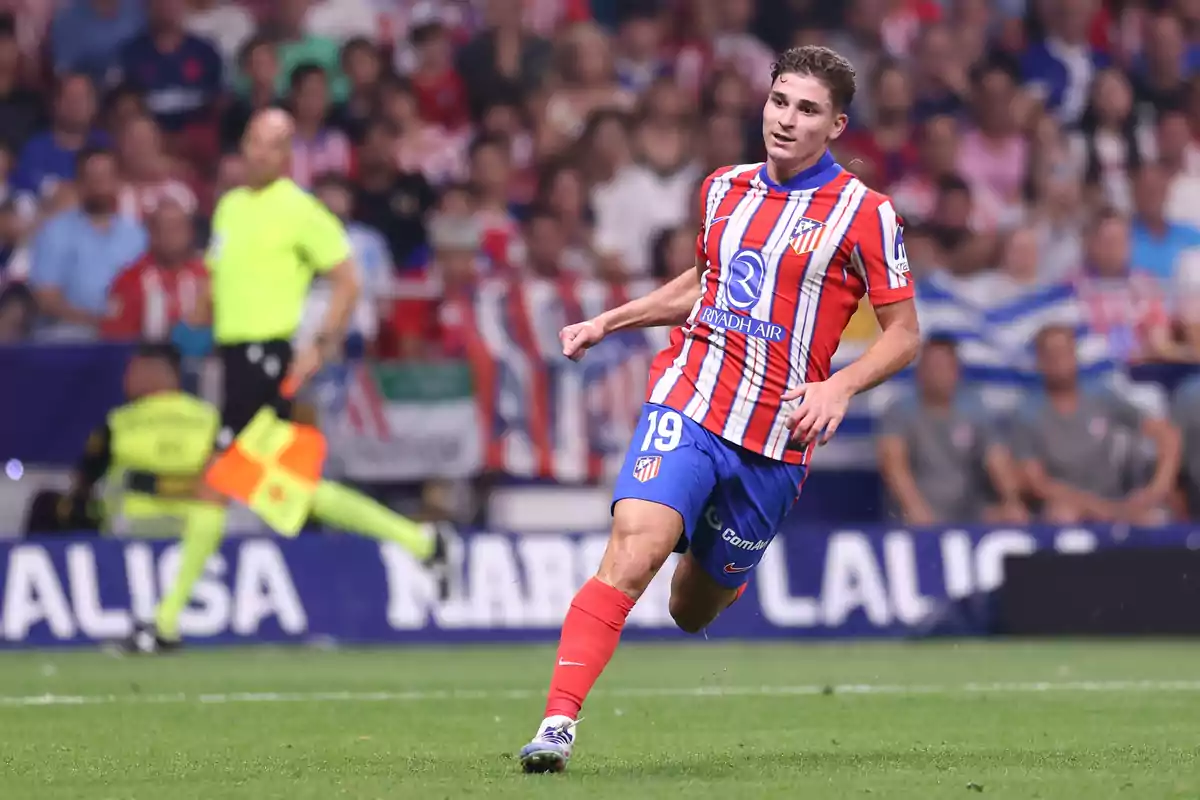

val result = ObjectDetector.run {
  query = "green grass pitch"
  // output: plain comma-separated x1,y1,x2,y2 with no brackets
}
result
0,640,1197,799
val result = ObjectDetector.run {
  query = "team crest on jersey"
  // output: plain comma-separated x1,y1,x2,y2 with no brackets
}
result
789,217,826,256
632,455,662,483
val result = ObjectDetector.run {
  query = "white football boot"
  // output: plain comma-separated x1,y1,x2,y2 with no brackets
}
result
519,715,578,773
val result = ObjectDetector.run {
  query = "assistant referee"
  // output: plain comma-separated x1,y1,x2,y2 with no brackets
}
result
126,109,448,653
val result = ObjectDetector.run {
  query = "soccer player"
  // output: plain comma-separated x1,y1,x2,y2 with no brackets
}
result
126,108,448,653
518,46,921,772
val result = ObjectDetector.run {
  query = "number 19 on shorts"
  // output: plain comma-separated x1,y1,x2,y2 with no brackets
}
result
640,409,683,452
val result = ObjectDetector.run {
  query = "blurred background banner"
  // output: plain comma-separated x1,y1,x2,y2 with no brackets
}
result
0,343,135,465
315,360,482,481
3,522,1195,648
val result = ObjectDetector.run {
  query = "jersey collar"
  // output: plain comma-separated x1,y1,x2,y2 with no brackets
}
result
758,150,842,192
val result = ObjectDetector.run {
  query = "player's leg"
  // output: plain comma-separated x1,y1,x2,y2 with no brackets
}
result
520,404,717,773
668,549,746,634
668,448,806,634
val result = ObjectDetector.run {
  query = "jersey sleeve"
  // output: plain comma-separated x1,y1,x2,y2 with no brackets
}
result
297,192,352,274
854,198,914,307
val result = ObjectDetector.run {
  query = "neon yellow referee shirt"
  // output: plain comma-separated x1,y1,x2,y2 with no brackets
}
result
206,178,351,344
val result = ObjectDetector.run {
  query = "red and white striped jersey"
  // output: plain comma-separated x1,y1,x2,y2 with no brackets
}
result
646,153,914,465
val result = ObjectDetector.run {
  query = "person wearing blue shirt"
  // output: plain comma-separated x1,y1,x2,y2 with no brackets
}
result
51,0,144,87
117,0,223,132
28,148,147,338
1131,162,1200,283
1020,0,1109,125
11,75,111,222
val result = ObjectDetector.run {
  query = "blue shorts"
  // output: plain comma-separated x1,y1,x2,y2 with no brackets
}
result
612,403,807,588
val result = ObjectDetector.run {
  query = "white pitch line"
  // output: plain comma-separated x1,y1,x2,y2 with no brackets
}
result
3,680,1200,708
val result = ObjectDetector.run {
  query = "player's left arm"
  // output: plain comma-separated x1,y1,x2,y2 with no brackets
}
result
299,194,360,353
784,200,920,447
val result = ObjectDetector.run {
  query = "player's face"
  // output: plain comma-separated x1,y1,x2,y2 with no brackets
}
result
762,72,846,171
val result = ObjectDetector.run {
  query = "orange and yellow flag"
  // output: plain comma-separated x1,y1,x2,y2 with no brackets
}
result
205,404,326,537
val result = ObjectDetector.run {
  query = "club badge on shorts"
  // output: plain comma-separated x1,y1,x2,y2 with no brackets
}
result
632,455,662,483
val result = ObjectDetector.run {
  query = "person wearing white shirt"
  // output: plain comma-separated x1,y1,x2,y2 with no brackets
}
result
591,119,699,278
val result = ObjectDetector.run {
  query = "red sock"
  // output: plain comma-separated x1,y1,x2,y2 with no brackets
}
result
544,578,636,719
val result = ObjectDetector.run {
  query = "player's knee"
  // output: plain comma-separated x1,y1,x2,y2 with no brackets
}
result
596,514,676,597
668,594,715,635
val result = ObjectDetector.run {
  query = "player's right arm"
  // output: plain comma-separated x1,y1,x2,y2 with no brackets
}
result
563,169,724,361
560,267,701,361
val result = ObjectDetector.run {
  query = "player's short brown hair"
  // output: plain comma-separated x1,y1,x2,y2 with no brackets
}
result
770,46,857,112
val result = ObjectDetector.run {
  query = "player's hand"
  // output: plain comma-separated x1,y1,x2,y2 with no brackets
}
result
560,318,607,362
782,376,853,447
283,343,324,397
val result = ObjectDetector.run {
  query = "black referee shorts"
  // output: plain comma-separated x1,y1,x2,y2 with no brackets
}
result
216,341,293,449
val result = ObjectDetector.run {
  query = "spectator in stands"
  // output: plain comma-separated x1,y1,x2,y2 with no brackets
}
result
456,0,553,115
307,173,391,356
698,113,748,175
185,0,254,75
878,337,1028,525
957,60,1028,231
0,280,34,342
0,23,39,153
1013,325,1181,524
910,24,968,121
1070,67,1152,215
268,0,347,103
51,0,144,86
117,0,222,135
1020,0,1109,126
27,147,147,339
1136,12,1190,113
333,37,383,143
1130,161,1200,283
889,115,960,227
478,88,537,203
523,208,576,278
353,119,436,271
12,74,110,225
925,175,996,274
1172,376,1200,518
380,75,466,187
613,6,668,96
536,160,593,267
541,22,634,157
102,200,205,341
220,35,278,152
711,0,774,96
1158,108,1200,229
409,17,470,132
287,63,351,189
1075,210,1188,364
839,60,918,191
592,114,696,278
115,114,198,220
469,135,521,271
1027,164,1086,282
102,82,151,138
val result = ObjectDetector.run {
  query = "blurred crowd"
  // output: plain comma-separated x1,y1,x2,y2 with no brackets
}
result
0,0,1198,524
